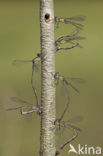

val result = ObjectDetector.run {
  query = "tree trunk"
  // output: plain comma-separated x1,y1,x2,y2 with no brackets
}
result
40,0,56,156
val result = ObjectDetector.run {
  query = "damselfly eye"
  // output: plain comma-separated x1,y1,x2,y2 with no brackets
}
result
55,150,60,156
37,53,41,57
55,16,59,22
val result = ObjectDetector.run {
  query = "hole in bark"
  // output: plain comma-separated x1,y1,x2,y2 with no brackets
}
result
45,13,50,23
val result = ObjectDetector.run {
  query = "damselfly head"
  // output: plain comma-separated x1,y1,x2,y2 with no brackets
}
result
55,150,60,156
36,105,42,115
37,53,41,58
54,72,60,79
56,46,60,51
54,118,61,125
55,40,60,46
55,16,59,22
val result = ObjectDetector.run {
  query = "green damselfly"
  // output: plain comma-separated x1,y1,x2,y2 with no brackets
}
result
55,15,86,29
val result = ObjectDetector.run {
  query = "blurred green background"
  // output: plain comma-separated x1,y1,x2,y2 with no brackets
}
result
0,0,103,156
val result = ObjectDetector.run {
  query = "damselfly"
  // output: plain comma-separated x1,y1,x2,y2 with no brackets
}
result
54,72,85,95
55,29,85,51
55,115,83,155
53,72,85,121
7,97,42,115
55,15,86,29
12,53,41,107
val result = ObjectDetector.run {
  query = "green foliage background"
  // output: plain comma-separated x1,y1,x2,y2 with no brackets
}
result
0,0,103,155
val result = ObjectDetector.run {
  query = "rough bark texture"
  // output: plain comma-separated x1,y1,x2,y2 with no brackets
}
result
40,0,56,156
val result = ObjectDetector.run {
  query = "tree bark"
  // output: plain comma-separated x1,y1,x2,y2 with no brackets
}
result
40,0,56,156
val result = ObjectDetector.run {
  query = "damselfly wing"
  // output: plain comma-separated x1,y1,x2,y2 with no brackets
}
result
7,97,39,115
12,54,41,72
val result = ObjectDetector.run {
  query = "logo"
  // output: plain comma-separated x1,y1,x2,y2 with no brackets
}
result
68,144,102,155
